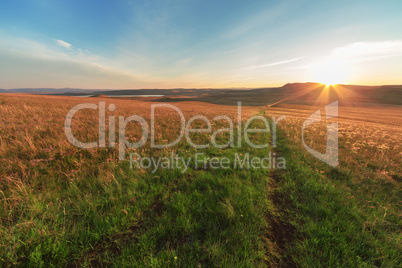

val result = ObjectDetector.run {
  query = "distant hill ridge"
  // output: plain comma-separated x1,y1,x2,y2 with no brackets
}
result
2,82,401,95
1,83,401,106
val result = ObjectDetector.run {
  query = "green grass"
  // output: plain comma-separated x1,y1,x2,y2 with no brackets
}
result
272,127,401,267
1,114,281,267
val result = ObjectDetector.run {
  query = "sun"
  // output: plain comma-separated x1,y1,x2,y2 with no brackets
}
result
311,60,348,86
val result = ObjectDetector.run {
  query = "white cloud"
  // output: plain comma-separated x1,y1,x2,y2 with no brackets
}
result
294,40,402,84
289,40,402,72
332,41,402,63
55,39,72,49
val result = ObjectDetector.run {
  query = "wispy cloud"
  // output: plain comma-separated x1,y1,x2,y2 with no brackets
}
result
55,39,72,49
0,32,159,88
248,57,304,69
223,2,290,40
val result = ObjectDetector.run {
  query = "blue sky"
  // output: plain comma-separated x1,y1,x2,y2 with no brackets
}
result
1,0,402,88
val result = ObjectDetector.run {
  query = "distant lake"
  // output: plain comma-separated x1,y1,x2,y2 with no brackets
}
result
77,95,165,98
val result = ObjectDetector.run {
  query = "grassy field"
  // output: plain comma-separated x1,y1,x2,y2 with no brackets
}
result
265,103,401,266
0,89,401,267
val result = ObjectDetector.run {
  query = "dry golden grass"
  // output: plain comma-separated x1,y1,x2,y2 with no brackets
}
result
262,101,401,267
0,92,400,266
0,94,260,261
265,103,402,181
0,92,258,186
1,93,283,266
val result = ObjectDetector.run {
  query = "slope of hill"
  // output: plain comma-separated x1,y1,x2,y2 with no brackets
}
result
2,83,401,106
154,83,402,107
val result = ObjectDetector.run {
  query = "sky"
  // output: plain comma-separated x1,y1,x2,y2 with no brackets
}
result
0,0,402,89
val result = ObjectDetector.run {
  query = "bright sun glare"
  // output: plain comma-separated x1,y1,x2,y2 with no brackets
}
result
311,60,348,85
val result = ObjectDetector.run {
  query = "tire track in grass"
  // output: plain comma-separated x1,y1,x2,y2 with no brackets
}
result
270,124,402,266
268,169,298,267
70,115,283,266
